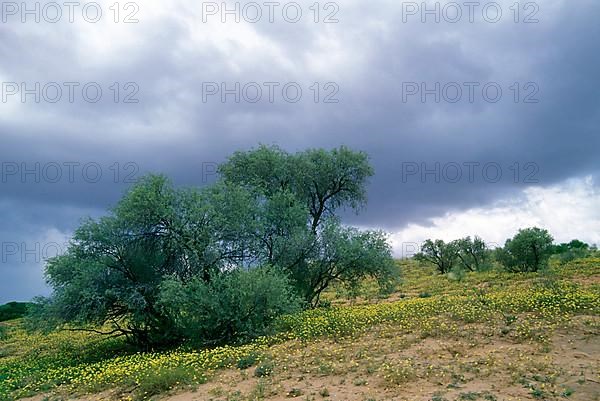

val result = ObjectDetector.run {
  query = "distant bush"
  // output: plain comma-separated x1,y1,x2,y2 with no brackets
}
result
158,266,302,345
415,236,489,275
455,236,488,272
447,265,466,282
497,227,554,272
0,302,31,322
414,239,459,274
555,248,591,263
551,239,596,263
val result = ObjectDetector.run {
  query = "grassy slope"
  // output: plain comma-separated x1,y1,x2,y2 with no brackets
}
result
1,258,599,401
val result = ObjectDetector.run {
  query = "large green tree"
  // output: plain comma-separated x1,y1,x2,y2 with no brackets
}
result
40,176,211,345
414,239,459,274
36,146,396,346
219,145,374,232
455,236,488,272
37,175,295,346
497,227,554,272
218,145,395,305
289,219,397,307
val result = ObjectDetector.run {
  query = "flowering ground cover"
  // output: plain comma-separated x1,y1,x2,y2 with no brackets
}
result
1,258,598,401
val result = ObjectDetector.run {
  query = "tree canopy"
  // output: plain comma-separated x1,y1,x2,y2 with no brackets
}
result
415,236,490,274
496,227,554,272
35,146,396,347
414,239,459,274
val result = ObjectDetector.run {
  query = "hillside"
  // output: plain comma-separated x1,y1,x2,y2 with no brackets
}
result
1,258,599,401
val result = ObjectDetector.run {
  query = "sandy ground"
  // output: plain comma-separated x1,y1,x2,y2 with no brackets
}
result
19,316,599,401
161,320,600,401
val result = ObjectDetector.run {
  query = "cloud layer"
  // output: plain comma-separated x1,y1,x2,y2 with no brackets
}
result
1,0,599,302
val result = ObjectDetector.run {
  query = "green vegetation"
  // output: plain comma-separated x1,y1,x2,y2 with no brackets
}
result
0,257,598,401
552,239,597,263
29,146,396,348
496,227,554,272
415,239,460,274
415,236,489,274
1,146,598,401
158,266,301,345
416,228,596,276
0,303,31,323
218,145,397,306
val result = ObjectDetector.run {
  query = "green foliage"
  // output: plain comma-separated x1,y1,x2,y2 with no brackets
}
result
34,175,217,346
219,144,374,232
35,146,397,347
288,219,398,307
447,265,467,282
497,228,554,272
132,366,194,399
555,239,589,252
455,236,488,272
34,175,279,346
218,145,396,305
157,267,302,345
236,352,259,369
551,239,593,263
0,302,32,322
2,257,599,401
415,239,459,274
254,360,274,377
416,237,489,275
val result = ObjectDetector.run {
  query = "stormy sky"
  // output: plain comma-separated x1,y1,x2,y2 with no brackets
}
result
1,0,599,303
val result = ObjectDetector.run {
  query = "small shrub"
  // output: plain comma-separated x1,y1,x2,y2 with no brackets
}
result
254,361,275,377
319,388,330,397
382,360,416,385
134,366,192,400
159,266,302,345
353,378,368,386
561,387,574,397
529,386,546,399
458,392,480,401
447,266,466,282
237,352,259,369
503,314,517,325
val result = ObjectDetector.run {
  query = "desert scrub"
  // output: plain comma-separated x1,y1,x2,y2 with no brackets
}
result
0,336,274,400
381,359,417,385
277,283,599,341
1,277,598,401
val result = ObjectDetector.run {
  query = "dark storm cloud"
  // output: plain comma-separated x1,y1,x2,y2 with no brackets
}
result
1,0,599,302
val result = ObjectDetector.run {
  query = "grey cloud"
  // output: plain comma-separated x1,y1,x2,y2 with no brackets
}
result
1,0,599,301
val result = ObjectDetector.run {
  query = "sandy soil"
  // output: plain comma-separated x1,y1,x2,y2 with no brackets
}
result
158,316,600,401
20,316,599,401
